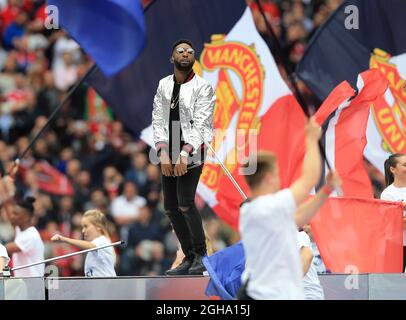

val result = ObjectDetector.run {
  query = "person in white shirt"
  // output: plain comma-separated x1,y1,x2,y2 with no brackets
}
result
380,153,406,272
298,231,324,300
5,197,45,277
111,181,147,243
51,209,116,277
0,243,10,271
202,170,340,300
238,118,324,300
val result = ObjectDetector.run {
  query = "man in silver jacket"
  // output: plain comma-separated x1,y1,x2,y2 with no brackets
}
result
152,39,216,275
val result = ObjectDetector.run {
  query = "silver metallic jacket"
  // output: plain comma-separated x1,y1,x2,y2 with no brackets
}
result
152,74,216,154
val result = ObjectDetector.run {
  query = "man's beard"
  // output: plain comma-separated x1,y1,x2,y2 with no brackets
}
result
174,59,194,72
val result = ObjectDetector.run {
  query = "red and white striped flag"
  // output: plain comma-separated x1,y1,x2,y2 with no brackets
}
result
313,69,389,197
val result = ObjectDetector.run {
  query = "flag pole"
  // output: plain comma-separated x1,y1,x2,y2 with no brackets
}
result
254,0,340,188
11,241,124,273
190,121,248,201
18,63,97,161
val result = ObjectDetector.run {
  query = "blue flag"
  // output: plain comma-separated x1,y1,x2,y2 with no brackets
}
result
86,0,247,137
297,0,406,100
48,0,146,77
203,242,245,300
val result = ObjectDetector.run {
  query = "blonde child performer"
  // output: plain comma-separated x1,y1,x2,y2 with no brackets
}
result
51,209,116,277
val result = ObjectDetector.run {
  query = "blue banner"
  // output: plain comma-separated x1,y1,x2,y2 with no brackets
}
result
203,241,245,300
48,0,146,77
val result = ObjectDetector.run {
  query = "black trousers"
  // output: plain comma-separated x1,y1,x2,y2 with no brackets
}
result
162,164,206,257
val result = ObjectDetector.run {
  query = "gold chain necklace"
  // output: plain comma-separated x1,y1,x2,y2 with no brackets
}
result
171,90,180,109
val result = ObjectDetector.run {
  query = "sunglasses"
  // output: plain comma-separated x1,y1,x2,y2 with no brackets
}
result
175,47,195,55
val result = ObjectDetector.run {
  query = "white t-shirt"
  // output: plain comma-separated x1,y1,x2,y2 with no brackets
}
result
111,195,147,241
239,189,304,300
111,195,146,218
0,243,10,267
12,226,44,277
380,184,406,246
84,236,116,277
297,231,325,300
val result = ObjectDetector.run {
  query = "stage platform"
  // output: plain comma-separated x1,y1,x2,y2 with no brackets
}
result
2,274,406,300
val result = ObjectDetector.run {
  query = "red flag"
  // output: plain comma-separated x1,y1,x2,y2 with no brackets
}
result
283,69,388,198
34,161,74,196
314,69,389,197
311,197,403,273
257,95,306,189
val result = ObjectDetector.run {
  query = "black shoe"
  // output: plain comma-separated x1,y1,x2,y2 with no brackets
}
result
188,254,206,275
165,257,193,276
